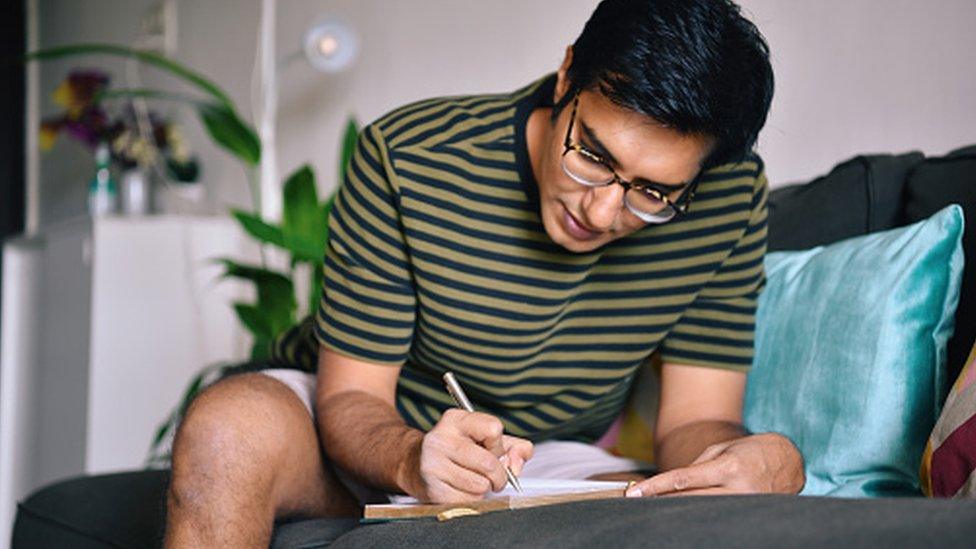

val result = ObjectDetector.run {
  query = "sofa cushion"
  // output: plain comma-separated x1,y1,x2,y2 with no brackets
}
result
12,470,170,548
271,518,360,549
767,152,923,252
11,469,358,549
904,144,976,384
744,206,964,496
327,495,976,549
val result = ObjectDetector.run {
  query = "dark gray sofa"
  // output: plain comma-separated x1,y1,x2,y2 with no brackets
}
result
12,145,976,548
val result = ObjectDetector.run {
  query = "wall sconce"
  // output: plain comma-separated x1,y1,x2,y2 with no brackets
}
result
302,18,359,74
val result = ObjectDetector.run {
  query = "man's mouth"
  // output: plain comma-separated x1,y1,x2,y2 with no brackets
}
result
562,206,602,241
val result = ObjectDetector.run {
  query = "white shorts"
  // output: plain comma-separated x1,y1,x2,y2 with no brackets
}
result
261,368,651,503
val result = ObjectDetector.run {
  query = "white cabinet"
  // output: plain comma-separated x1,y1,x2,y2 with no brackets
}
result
1,215,258,538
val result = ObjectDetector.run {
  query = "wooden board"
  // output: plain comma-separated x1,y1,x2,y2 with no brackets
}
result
363,488,626,521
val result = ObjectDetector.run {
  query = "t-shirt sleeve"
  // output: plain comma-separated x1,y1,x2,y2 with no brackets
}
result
314,124,417,366
658,160,769,372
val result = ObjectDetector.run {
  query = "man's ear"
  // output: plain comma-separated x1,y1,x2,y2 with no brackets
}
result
554,46,574,105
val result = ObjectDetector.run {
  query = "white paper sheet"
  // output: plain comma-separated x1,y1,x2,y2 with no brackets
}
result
387,478,629,505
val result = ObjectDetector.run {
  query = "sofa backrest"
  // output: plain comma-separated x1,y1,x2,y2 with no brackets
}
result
767,145,976,387
767,152,924,251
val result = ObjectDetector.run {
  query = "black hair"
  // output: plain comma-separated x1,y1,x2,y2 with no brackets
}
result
556,0,774,168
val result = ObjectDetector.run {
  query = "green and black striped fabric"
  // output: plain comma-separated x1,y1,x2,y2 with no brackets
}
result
277,75,768,443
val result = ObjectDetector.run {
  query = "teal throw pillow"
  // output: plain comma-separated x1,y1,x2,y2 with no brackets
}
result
744,205,965,497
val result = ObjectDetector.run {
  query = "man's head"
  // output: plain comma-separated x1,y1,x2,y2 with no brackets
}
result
528,0,773,253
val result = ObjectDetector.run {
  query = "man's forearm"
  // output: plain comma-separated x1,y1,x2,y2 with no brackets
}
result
655,420,746,471
317,390,423,496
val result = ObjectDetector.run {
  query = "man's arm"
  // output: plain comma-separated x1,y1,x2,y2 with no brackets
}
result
315,347,533,503
654,362,747,471
626,362,804,497
315,348,421,494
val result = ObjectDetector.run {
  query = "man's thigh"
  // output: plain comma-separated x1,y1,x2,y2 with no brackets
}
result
259,368,392,506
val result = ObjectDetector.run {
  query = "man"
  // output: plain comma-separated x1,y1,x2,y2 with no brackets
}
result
165,0,804,546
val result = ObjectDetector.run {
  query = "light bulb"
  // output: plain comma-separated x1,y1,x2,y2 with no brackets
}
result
303,18,358,74
317,35,339,57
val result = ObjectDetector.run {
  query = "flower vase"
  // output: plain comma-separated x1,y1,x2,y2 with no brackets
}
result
120,168,153,215
88,142,117,217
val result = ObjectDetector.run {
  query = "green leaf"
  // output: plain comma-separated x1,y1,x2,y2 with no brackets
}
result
340,117,359,184
220,260,296,337
27,43,235,109
165,157,200,183
150,414,173,448
283,166,321,236
286,234,326,265
97,88,204,106
234,302,273,339
198,103,261,166
219,261,295,308
231,210,286,248
217,258,290,286
282,165,328,263
250,338,272,360
146,451,172,469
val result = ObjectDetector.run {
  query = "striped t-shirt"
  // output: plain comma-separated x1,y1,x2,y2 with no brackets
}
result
277,75,768,443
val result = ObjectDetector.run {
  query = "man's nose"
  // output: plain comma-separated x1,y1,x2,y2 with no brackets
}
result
580,183,625,231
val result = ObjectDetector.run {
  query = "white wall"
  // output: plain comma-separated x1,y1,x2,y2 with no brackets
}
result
34,0,975,227
741,0,976,184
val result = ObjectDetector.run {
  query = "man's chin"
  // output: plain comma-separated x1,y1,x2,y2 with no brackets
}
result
543,218,606,254
539,202,609,253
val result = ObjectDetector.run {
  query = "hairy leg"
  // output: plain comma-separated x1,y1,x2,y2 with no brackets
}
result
164,373,359,548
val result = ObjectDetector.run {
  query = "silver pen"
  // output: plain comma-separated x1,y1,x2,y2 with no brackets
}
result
442,371,523,493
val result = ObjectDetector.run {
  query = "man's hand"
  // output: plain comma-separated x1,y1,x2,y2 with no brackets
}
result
408,409,533,503
627,432,804,497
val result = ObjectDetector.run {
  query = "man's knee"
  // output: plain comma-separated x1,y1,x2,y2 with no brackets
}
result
169,373,307,501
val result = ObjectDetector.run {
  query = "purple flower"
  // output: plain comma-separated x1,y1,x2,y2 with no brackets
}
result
52,69,110,117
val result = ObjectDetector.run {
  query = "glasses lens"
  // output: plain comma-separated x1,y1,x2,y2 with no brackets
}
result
624,188,676,222
562,150,614,186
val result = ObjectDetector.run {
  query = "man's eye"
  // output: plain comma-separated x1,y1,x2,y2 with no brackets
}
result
638,186,665,201
582,154,604,167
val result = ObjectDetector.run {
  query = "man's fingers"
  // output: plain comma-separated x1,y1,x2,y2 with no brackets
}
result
626,459,728,497
435,411,521,489
448,440,508,491
502,435,534,459
439,461,496,498
455,411,506,456
502,435,534,475
425,474,488,504
500,452,524,477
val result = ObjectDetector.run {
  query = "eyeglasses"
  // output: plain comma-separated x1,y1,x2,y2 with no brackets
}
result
561,93,698,224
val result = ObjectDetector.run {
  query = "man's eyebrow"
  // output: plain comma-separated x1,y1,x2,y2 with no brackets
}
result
579,119,691,192
579,120,621,166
